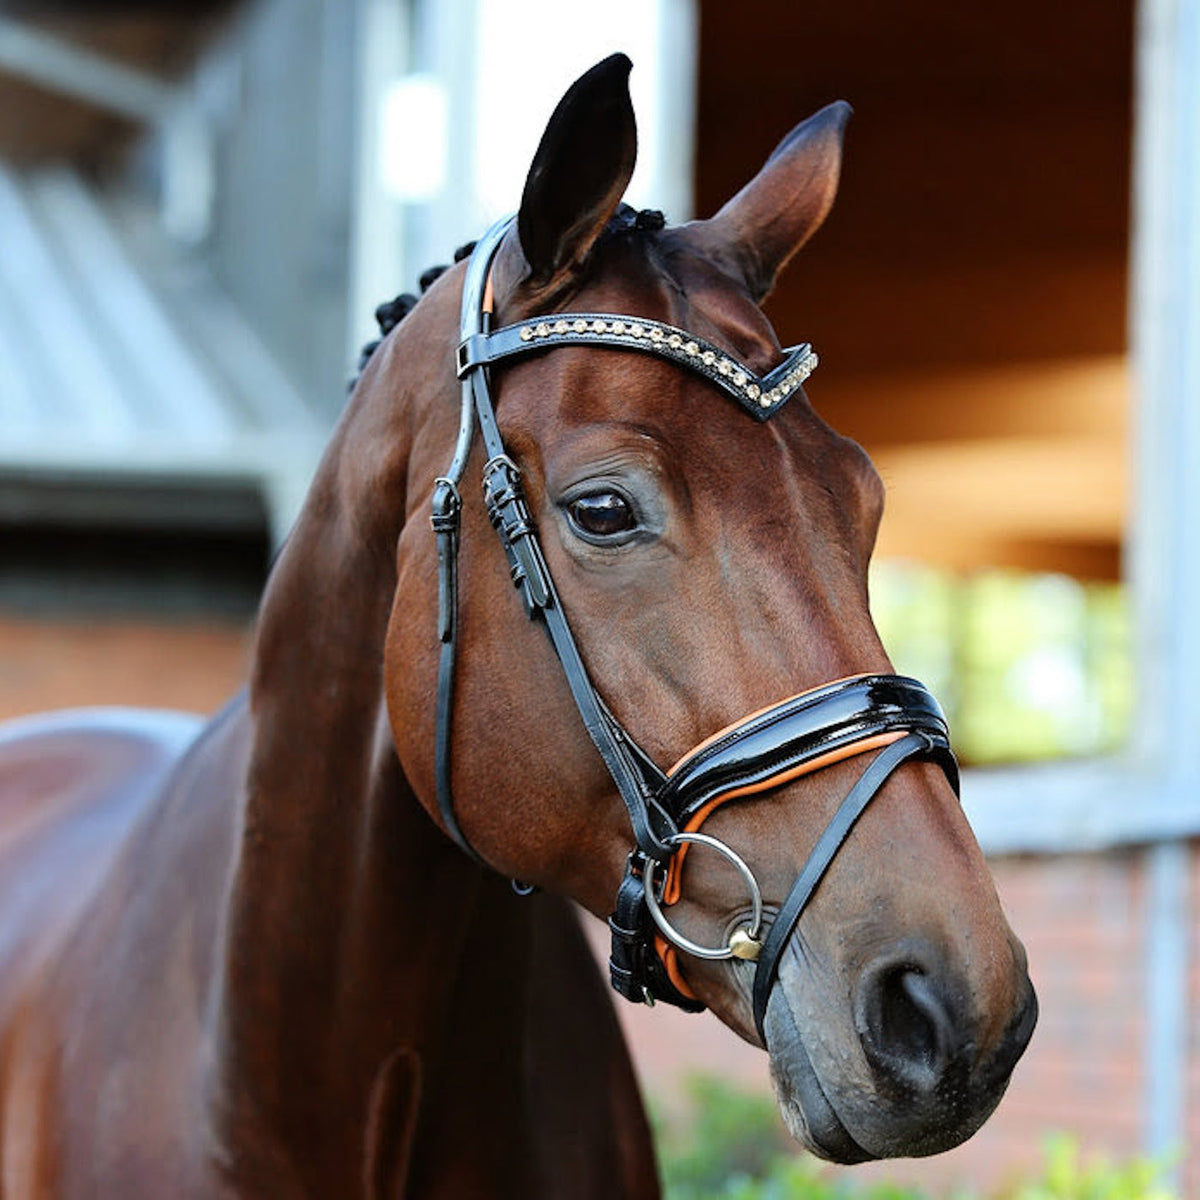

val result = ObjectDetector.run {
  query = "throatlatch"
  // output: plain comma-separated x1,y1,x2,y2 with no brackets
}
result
434,216,960,1040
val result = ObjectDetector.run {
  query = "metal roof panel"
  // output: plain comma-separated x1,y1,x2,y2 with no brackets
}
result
0,160,326,544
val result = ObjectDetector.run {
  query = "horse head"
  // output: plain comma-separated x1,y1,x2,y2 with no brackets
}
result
382,55,1035,1163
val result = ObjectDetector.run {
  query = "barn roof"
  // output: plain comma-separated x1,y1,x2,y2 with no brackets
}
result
0,160,325,545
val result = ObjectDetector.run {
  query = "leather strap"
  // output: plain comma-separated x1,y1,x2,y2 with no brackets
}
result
608,867,705,1012
469,331,676,858
436,216,676,865
432,476,483,864
428,218,509,862
750,731,958,1041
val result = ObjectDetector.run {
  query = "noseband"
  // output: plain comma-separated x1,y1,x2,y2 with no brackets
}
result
432,216,959,1041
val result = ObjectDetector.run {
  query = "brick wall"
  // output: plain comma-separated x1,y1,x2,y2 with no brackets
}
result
0,614,251,723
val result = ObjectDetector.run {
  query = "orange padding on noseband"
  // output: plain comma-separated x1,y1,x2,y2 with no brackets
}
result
657,931,699,1000
661,730,906,907
655,725,907,1001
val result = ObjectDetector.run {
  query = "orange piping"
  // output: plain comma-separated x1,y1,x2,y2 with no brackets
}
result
660,730,905,905
657,934,699,1000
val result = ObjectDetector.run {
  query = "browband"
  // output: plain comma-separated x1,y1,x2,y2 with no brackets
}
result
458,313,817,421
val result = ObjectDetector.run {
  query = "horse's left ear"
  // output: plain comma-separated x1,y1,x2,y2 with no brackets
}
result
516,54,638,290
692,101,852,302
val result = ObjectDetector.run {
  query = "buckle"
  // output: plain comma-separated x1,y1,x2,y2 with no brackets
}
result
456,335,488,378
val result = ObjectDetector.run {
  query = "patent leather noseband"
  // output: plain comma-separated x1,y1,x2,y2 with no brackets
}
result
433,216,959,1041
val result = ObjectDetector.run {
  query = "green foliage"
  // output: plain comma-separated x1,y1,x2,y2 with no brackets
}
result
868,562,1133,766
655,1076,934,1200
992,1133,1177,1200
655,1077,1178,1200
655,1075,789,1199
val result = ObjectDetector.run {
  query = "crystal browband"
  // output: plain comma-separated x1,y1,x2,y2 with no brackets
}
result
457,312,818,421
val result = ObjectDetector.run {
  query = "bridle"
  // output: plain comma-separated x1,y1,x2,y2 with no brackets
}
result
432,216,959,1041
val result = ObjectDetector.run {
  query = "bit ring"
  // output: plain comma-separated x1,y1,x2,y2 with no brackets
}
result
642,831,764,961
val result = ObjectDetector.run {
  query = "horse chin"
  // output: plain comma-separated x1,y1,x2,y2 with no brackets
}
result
763,990,876,1164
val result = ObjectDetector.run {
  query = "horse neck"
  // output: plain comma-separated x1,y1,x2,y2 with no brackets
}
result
208,309,523,1153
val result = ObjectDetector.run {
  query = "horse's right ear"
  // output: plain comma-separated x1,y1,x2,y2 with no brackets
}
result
691,101,852,303
515,54,637,292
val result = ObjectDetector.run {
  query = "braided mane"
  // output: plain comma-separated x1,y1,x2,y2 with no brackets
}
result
349,207,666,392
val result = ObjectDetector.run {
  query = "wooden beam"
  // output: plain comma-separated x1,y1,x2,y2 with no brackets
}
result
874,435,1126,555
815,355,1129,446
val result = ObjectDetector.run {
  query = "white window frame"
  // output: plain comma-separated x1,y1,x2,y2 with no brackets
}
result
961,0,1198,1163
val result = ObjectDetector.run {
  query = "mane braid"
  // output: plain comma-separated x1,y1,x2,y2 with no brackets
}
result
347,239,478,391
347,208,665,393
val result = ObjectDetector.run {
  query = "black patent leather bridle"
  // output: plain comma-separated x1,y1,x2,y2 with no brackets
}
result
432,216,959,1041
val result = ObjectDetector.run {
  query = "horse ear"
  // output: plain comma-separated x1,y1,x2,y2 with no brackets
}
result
516,54,637,289
695,101,852,302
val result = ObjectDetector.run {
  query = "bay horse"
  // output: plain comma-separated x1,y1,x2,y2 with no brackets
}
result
0,56,1035,1198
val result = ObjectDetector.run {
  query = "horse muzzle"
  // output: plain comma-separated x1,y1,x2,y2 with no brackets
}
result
624,675,1036,1162
765,931,1038,1161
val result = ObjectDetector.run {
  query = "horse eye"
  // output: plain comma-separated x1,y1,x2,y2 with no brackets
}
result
567,491,636,539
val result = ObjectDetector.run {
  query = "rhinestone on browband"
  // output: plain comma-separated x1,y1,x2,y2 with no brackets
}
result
457,311,818,421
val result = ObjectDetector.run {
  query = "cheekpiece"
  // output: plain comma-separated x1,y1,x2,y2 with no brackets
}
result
456,313,818,421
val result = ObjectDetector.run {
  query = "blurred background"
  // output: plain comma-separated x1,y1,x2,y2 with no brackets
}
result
0,0,1196,1194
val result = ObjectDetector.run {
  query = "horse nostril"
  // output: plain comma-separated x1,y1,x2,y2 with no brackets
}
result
884,969,952,1070
858,961,958,1095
